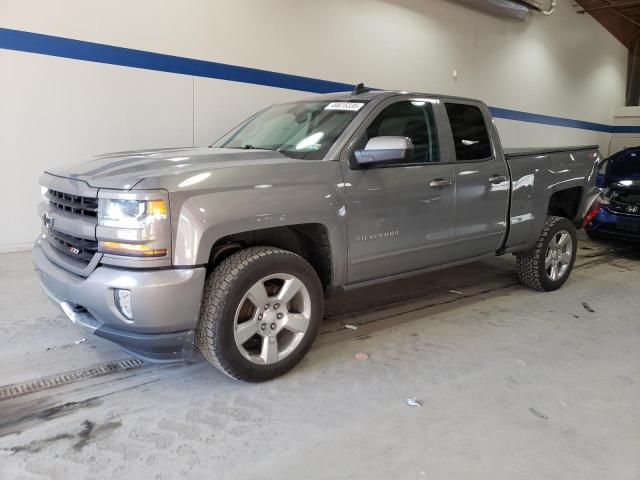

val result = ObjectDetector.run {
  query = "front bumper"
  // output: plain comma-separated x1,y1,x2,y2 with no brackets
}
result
586,207,640,243
32,239,206,362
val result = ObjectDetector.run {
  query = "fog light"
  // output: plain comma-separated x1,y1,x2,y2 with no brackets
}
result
114,289,133,320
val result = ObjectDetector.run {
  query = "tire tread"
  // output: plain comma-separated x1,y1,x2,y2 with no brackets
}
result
196,246,317,381
515,215,575,291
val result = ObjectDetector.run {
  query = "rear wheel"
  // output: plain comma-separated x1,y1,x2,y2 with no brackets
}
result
196,246,323,382
515,216,577,291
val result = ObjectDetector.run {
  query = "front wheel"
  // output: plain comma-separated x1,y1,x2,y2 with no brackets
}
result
515,216,577,291
196,246,323,382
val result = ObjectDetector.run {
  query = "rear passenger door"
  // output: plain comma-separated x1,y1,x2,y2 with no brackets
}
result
340,98,456,284
444,101,509,259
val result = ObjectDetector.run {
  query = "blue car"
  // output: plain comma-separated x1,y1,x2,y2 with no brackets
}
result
584,147,640,242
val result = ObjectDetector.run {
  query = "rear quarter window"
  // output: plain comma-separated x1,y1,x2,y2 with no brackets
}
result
445,103,492,161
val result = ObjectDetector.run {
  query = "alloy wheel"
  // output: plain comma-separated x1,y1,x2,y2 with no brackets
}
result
233,273,311,365
544,229,573,281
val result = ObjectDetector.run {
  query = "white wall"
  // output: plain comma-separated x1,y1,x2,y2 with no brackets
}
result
611,106,640,154
0,0,628,251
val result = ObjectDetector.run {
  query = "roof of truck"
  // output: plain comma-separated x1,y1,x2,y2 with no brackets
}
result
299,89,486,105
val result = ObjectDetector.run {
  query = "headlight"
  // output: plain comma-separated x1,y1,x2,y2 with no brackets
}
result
97,196,170,258
98,199,167,228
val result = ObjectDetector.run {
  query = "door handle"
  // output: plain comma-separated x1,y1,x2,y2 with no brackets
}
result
488,175,508,184
429,178,452,189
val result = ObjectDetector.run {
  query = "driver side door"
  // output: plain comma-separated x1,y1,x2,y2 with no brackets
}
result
340,98,456,285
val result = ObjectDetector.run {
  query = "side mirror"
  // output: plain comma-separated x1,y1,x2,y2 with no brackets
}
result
351,136,413,169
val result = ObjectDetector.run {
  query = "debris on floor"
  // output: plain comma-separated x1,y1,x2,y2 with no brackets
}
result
344,324,358,330
74,338,87,345
449,290,463,295
354,352,369,360
505,375,519,384
582,302,595,313
406,398,422,407
529,408,548,420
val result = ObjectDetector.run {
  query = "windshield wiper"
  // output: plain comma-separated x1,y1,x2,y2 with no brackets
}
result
219,144,278,151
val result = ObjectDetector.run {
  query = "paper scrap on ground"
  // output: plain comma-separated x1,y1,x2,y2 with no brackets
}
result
344,324,358,330
354,352,369,360
74,338,86,345
406,398,422,407
449,290,463,295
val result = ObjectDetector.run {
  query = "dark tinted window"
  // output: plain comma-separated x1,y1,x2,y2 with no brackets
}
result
445,103,492,161
357,101,439,163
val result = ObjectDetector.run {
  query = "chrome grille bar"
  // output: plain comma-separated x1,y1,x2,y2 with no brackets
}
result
47,189,98,217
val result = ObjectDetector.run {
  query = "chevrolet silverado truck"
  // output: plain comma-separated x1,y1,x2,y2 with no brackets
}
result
33,87,601,381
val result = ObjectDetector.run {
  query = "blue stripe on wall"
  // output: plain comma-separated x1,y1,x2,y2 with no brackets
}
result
0,27,353,94
2,27,640,134
489,107,638,134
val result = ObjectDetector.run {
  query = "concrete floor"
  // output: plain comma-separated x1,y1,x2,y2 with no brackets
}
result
0,233,639,479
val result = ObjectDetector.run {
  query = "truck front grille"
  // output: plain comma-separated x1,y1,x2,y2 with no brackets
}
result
47,189,98,218
46,227,98,263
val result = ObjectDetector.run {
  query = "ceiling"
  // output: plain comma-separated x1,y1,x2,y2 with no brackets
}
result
575,0,640,48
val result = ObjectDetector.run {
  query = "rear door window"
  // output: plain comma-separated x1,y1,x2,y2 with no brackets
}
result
445,103,492,161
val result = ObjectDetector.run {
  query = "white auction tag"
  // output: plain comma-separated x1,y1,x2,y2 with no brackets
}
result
324,102,365,112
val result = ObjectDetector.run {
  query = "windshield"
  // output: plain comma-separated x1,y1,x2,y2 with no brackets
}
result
213,100,366,160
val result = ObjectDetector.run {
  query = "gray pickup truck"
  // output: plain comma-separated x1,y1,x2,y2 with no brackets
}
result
33,87,601,381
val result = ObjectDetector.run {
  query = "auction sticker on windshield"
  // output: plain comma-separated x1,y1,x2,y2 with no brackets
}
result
324,102,365,111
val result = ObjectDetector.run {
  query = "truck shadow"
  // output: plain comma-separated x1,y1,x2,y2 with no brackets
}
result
321,232,640,335
323,255,518,332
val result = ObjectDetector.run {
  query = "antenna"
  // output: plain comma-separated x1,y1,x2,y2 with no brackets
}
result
352,83,371,95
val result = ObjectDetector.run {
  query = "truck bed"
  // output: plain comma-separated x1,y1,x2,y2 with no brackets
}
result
501,144,601,254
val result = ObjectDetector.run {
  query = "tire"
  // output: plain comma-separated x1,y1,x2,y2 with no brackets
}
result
196,246,323,382
515,216,577,292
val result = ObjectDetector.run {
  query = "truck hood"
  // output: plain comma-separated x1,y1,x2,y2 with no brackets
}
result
605,153,640,188
46,147,300,190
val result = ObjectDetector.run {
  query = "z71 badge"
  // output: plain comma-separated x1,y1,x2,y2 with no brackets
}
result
355,230,400,242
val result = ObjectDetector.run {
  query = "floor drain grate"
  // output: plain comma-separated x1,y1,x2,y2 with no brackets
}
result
0,357,147,401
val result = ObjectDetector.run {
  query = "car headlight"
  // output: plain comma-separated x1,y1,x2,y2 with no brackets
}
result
97,197,170,258
98,198,167,228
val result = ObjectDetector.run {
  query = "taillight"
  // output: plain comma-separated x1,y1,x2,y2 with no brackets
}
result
583,201,602,227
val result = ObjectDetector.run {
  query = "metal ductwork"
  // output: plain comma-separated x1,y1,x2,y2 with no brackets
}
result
450,0,556,21
517,0,557,15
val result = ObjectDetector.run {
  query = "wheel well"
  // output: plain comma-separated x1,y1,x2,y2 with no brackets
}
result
207,224,332,292
548,187,582,222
